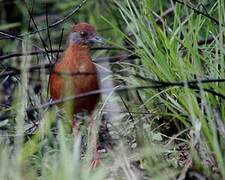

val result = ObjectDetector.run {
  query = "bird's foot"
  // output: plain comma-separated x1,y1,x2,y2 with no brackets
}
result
72,118,80,135
90,157,100,169
90,150,101,169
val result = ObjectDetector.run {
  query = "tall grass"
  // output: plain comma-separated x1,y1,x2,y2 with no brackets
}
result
110,0,225,178
0,0,224,179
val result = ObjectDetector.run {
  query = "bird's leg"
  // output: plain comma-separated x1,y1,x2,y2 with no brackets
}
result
88,115,100,169
72,116,80,135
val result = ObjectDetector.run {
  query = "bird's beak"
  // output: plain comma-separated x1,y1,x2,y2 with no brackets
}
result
89,34,103,44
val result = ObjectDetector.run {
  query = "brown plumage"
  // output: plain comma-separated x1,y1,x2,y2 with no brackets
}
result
49,22,103,168
50,22,102,113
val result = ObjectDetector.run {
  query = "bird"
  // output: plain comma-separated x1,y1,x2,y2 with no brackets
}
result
49,22,103,168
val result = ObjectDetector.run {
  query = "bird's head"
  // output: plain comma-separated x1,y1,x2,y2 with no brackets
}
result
69,22,103,45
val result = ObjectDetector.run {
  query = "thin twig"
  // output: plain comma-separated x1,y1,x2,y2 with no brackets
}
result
45,2,53,60
23,0,51,63
56,28,64,60
172,0,222,26
18,0,87,37
155,7,174,24
0,49,63,61
133,74,225,86
0,53,139,78
0,31,44,51
0,79,224,121
0,46,133,61
25,79,225,112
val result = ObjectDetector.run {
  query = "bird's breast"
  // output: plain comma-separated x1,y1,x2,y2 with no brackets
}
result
50,53,99,112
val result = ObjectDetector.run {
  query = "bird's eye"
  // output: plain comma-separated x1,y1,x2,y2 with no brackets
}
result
80,31,87,37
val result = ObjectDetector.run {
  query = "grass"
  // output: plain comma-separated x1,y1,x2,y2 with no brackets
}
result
0,0,224,179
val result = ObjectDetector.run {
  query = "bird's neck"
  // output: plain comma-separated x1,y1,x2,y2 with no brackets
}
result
69,43,89,51
63,43,91,63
